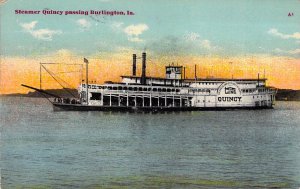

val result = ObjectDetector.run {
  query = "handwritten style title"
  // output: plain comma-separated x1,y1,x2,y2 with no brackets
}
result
15,9,135,16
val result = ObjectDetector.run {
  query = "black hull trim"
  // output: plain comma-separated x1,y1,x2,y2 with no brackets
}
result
53,103,274,112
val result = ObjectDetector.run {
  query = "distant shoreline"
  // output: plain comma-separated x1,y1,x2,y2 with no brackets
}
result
1,88,300,101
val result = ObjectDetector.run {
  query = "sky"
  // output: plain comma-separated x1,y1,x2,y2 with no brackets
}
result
0,0,300,94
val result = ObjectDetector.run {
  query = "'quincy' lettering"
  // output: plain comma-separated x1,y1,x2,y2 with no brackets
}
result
218,97,242,102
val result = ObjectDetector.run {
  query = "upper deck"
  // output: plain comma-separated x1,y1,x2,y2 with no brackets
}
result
121,75,267,89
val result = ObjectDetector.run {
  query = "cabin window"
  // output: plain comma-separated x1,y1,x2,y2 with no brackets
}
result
118,86,122,90
134,87,137,91
108,86,112,90
162,88,166,92
124,87,127,90
90,92,101,100
148,88,151,91
158,88,162,92
129,87,132,90
176,89,180,92
143,88,147,91
171,89,175,92
113,87,117,90
139,87,142,91
153,88,157,92
167,88,171,92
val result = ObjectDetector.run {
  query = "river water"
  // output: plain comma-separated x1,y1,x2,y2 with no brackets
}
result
1,97,300,188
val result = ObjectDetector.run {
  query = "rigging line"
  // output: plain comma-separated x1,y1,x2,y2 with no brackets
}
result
43,67,77,98
40,92,54,104
44,68,77,93
48,70,77,89
41,63,83,65
41,65,77,98
55,70,82,74
42,65,76,89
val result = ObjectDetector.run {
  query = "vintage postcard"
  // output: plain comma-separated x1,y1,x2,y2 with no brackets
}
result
1,0,300,188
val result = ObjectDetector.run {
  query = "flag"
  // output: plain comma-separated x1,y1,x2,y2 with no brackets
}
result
84,58,89,63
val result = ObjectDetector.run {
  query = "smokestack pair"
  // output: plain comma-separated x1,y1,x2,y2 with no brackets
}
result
132,52,146,85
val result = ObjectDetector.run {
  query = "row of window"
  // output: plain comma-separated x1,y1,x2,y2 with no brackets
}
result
253,95,274,99
188,89,211,93
83,84,181,93
242,88,272,93
83,84,272,95
258,88,272,93
242,89,256,93
196,82,258,86
198,82,219,86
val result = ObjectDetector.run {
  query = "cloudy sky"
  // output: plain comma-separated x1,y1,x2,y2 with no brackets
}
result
0,0,300,93
1,0,299,57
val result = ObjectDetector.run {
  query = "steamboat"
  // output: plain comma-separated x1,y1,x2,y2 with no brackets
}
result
22,52,277,111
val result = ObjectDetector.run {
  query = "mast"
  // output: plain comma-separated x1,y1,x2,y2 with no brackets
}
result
40,63,42,89
84,58,89,105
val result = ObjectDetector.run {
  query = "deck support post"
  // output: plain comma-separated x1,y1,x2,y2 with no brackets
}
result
134,95,137,107
165,95,167,107
150,93,152,107
173,95,175,107
118,94,120,106
101,91,104,106
158,97,159,106
180,96,182,107
143,95,145,107
109,93,112,106
127,93,129,107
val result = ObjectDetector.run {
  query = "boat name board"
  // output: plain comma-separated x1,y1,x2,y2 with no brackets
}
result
218,97,242,102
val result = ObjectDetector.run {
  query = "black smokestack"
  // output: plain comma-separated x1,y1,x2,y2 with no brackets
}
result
141,52,146,84
132,54,136,76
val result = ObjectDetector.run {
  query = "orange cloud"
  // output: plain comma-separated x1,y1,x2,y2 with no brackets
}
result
1,52,299,95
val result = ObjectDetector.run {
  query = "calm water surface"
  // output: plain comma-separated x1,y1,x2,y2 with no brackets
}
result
1,97,300,188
